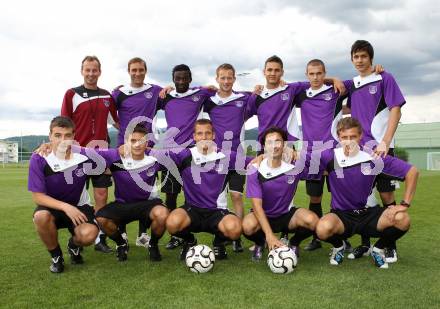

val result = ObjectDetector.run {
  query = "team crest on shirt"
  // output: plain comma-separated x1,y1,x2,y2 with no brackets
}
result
146,167,156,177
103,100,110,107
286,175,295,184
192,95,201,102
322,93,332,101
145,92,153,99
75,168,85,177
369,85,378,94
361,165,372,175
82,92,88,98
281,93,290,101
235,101,243,107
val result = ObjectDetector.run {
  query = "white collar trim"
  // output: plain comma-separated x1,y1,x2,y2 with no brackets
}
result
45,152,88,172
259,85,288,99
190,147,225,165
353,73,382,89
334,147,373,167
258,158,295,179
306,84,333,98
119,84,152,95
169,88,200,98
210,92,244,105
120,155,157,170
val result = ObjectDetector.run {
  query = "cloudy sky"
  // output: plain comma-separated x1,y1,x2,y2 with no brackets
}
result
1,0,439,138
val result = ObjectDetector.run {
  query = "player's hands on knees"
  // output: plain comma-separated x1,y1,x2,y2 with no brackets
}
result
64,204,88,226
35,143,52,157
266,234,286,251
373,141,389,158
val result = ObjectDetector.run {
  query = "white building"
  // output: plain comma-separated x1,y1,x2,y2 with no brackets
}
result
0,140,19,163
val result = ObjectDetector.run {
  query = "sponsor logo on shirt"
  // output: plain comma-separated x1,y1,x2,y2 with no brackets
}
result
369,85,377,94
53,163,61,171
235,101,243,107
103,100,110,107
281,93,290,101
192,95,201,102
145,92,153,99
287,175,295,184
75,168,85,177
322,93,332,101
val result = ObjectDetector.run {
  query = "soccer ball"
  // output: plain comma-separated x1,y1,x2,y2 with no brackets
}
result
267,247,297,274
185,244,215,273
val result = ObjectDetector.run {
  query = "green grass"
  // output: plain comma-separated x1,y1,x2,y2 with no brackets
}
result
1,167,439,308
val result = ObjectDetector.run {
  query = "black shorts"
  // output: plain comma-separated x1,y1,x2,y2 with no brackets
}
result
86,173,113,189
306,176,330,197
227,170,246,194
96,198,164,226
376,148,397,193
161,170,182,194
331,207,386,239
267,207,298,234
33,205,96,234
181,204,233,234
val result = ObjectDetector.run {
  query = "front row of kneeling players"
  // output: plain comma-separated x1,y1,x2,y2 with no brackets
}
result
29,116,418,273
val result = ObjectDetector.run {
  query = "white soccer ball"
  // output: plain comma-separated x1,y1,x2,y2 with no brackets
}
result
185,244,215,273
267,247,297,274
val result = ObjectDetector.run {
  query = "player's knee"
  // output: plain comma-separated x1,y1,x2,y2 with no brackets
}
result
166,214,181,234
33,210,54,227
394,212,411,230
222,218,242,239
96,216,108,229
303,212,319,230
76,225,98,246
152,206,169,224
242,218,257,236
316,219,333,240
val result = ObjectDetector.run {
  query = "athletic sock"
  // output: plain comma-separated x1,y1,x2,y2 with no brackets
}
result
361,234,371,247
149,233,160,246
68,237,79,249
119,224,127,234
289,227,313,246
326,235,344,248
243,230,265,247
375,227,407,249
173,230,195,243
213,233,228,246
109,231,126,246
49,245,62,258
309,202,323,218
166,193,177,211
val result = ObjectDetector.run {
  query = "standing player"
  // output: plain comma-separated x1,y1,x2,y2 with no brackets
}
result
314,117,418,269
158,65,215,250
29,116,99,273
203,63,256,252
165,119,251,260
111,57,163,248
61,55,118,253
345,40,406,261
243,127,318,261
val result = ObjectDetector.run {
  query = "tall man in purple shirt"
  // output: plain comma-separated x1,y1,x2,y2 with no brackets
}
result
203,63,256,253
111,57,163,249
345,40,406,261
158,64,215,250
314,117,418,269
243,127,319,261
165,119,250,260
29,116,99,273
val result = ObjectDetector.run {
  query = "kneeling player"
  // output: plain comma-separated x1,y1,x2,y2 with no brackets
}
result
243,127,319,261
165,119,251,260
29,116,99,273
314,117,418,269
80,125,169,262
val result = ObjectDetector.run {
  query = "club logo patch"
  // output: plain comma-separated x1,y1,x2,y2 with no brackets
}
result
361,165,372,175
281,93,290,101
369,85,377,94
82,92,88,98
192,95,201,102
146,167,156,177
235,101,243,107
287,176,295,184
75,168,85,177
103,100,110,107
322,93,332,101
145,92,153,99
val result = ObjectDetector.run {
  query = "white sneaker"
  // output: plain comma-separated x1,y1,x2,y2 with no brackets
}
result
136,233,151,248
385,248,398,263
280,237,289,246
121,232,128,241
330,245,344,265
371,247,389,269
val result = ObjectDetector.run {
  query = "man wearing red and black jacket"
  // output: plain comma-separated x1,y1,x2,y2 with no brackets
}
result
61,55,119,253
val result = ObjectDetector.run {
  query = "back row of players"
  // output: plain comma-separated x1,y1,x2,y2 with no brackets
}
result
29,40,418,273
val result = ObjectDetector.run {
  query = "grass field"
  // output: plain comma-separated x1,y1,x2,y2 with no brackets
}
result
1,166,439,308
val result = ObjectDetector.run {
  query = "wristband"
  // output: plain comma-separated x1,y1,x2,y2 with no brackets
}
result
400,200,410,208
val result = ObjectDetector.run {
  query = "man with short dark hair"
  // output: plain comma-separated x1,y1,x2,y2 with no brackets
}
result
314,117,418,269
29,116,99,273
61,55,119,253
